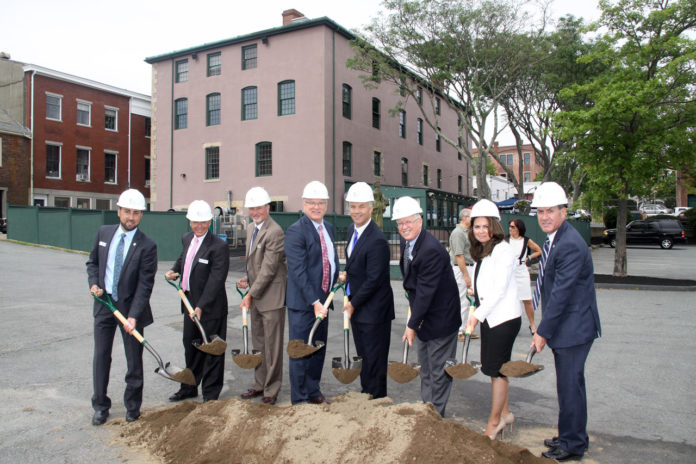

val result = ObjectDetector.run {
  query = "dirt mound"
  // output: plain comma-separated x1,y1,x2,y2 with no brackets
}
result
118,393,550,464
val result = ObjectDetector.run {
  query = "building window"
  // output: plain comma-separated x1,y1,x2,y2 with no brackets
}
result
46,143,61,178
145,117,151,137
242,86,258,120
77,100,91,126
417,118,423,145
437,168,442,189
401,157,408,186
399,110,406,138
507,154,514,165
372,98,380,129
205,146,220,180
399,78,406,97
458,175,463,194
46,93,62,121
242,44,257,70
435,129,441,152
256,142,272,177
175,59,188,83
371,60,380,82
105,107,118,131
373,151,381,177
342,84,352,119
76,148,90,181
278,80,295,116
76,198,90,209
435,97,441,115
207,52,221,76
145,157,151,187
524,171,531,182
175,98,188,129
207,93,221,126
104,152,117,184
342,142,352,177
54,197,70,207
458,137,463,160
96,199,111,210
423,164,429,186
417,87,423,105
524,152,531,165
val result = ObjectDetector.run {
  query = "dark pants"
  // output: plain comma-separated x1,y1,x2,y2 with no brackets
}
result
351,320,391,399
553,340,594,456
287,307,328,404
92,312,144,414
179,311,227,400
417,331,458,417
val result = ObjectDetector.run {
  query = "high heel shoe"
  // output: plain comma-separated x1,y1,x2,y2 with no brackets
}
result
502,412,515,433
483,421,506,440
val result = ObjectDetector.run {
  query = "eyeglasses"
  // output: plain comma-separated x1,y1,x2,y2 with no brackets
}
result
304,200,327,208
396,218,421,228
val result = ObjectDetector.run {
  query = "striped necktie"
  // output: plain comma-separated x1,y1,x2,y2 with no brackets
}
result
112,233,125,301
532,237,550,311
318,224,330,293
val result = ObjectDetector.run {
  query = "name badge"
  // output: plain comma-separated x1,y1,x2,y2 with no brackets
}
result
99,241,107,247
198,258,209,264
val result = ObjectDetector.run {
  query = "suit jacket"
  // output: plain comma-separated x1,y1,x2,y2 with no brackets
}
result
245,217,287,311
344,220,395,324
171,232,229,319
400,228,461,341
537,220,601,349
472,240,521,328
285,215,340,311
87,224,157,326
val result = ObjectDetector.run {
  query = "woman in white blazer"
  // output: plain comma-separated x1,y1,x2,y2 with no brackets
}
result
465,199,522,440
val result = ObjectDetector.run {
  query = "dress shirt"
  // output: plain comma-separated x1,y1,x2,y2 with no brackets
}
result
105,227,137,294
348,219,371,257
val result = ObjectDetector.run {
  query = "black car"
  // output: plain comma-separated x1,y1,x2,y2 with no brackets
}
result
603,218,686,249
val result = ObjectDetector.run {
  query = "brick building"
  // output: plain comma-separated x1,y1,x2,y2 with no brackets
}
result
0,106,32,219
474,142,543,184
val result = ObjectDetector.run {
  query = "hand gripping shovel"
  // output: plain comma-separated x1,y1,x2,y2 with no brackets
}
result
331,296,362,384
500,346,544,378
287,283,344,359
445,295,479,379
387,305,421,384
92,293,195,386
165,276,227,356
231,284,262,369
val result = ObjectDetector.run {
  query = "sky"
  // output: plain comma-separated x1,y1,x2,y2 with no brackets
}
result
1,0,601,96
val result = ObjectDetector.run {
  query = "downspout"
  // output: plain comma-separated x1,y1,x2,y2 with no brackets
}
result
128,99,132,188
29,70,35,204
169,60,174,209
331,29,336,213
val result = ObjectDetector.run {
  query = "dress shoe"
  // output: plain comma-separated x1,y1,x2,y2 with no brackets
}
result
92,410,109,426
125,410,140,423
309,395,331,405
502,412,515,433
169,390,198,402
544,436,559,448
541,446,582,461
483,421,506,440
240,388,263,399
262,396,277,405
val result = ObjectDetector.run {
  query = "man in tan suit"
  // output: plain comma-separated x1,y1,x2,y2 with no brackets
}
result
237,187,287,405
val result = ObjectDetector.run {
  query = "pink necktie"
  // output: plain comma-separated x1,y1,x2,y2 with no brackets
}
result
318,224,330,293
182,236,199,291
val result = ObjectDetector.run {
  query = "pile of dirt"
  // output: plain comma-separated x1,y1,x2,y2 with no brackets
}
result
118,393,550,464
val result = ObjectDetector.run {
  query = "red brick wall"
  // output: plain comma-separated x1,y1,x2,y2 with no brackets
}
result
0,133,31,206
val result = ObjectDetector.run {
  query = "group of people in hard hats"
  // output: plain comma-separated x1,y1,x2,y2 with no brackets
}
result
87,181,600,462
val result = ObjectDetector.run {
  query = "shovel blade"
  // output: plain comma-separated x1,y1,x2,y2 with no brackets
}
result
387,361,420,383
156,364,196,386
445,362,479,379
193,336,227,356
232,351,263,369
287,339,323,359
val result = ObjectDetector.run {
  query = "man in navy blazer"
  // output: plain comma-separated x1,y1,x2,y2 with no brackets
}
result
86,189,157,426
531,183,601,461
394,196,461,417
285,181,340,405
341,182,394,399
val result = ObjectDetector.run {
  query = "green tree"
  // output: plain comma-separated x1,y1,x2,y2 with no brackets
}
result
555,0,696,276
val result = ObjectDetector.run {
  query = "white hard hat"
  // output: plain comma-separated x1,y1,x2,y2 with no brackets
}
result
531,182,568,208
116,189,147,211
391,196,423,220
302,181,329,200
470,199,500,220
186,200,213,221
345,182,374,203
244,187,271,208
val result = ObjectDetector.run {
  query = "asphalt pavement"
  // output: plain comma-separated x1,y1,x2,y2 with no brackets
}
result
0,237,694,463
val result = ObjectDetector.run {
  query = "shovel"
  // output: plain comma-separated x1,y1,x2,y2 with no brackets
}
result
231,284,262,369
165,276,227,356
331,296,362,384
445,295,480,380
92,293,195,386
387,306,421,383
287,283,344,359
500,346,544,378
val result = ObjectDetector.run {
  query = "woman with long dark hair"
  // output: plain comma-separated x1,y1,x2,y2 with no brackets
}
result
507,218,542,334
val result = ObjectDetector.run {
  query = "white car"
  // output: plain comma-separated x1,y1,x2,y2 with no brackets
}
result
640,204,672,216
674,206,691,216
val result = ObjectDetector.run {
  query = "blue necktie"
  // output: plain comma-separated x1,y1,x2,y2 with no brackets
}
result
532,237,550,311
112,233,125,302
249,226,259,253
347,230,359,296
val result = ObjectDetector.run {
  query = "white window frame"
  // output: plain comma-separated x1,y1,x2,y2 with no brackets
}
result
0,137,3,167
46,92,63,121
76,145,91,182
46,141,62,179
104,150,118,184
77,99,92,127
76,198,91,209
104,106,118,132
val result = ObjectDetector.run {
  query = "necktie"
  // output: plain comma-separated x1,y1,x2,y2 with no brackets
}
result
347,230,359,296
318,224,330,293
532,237,551,311
112,233,125,301
249,226,259,253
182,236,199,292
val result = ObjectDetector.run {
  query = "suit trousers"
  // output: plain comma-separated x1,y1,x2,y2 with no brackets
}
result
351,320,391,399
92,311,144,413
288,308,328,404
180,311,227,400
250,305,285,398
417,331,458,417
553,340,593,456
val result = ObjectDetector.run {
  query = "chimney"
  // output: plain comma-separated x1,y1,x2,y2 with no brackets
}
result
282,9,304,25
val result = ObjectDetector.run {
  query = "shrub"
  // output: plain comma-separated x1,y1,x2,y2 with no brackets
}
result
603,207,634,229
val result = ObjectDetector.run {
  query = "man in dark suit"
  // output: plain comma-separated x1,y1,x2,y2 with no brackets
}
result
165,200,229,403
87,189,157,425
393,196,461,417
531,182,601,461
237,187,287,405
284,181,339,405
341,182,394,399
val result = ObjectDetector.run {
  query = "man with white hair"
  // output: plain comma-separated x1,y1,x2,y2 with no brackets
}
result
449,206,478,339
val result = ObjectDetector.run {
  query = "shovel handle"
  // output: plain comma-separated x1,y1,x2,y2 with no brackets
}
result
236,283,249,298
242,306,248,327
343,296,350,331
525,345,538,363
92,293,145,344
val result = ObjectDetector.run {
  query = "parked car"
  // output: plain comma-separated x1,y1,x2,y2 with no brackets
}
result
603,218,686,249
674,206,691,216
0,217,6,234
640,203,672,217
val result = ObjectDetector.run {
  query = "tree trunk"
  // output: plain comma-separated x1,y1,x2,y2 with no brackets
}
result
613,198,628,276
